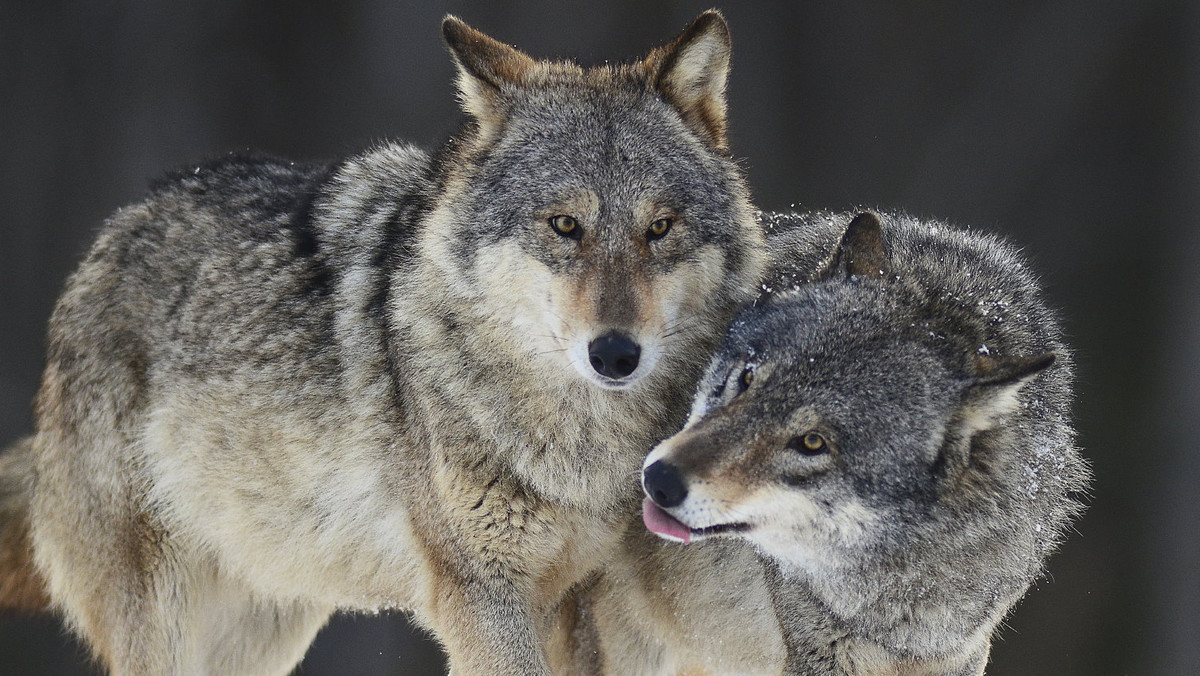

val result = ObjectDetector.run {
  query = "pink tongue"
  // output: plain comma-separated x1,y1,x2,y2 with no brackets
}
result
642,498,692,544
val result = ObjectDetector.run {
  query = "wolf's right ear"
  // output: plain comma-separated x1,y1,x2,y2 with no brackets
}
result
958,352,1057,435
939,351,1056,481
442,16,538,137
643,11,733,152
814,212,889,282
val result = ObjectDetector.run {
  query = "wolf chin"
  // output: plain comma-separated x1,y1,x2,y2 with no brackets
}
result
640,211,1089,675
0,12,766,675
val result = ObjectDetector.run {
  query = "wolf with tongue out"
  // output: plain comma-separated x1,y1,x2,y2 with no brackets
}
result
633,210,1088,675
642,480,694,544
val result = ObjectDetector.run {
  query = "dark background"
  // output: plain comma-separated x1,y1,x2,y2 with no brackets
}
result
1,1,1195,674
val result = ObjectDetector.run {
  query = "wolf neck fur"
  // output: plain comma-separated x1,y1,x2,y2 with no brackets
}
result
795,507,1019,659
396,249,700,509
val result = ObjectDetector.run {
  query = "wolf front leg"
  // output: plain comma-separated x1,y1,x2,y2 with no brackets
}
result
427,573,552,676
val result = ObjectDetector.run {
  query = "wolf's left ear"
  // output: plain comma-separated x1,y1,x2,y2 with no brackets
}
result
644,10,733,152
959,352,1057,433
442,16,537,134
814,212,890,282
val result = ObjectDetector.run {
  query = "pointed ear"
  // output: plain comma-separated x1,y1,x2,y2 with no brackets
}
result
442,16,537,133
958,352,1057,434
814,212,889,282
972,352,1057,388
644,10,733,151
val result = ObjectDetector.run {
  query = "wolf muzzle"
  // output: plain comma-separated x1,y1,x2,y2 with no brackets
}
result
643,459,687,508
587,331,641,379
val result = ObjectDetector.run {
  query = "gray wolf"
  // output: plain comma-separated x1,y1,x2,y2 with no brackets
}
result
641,210,1089,674
0,11,765,675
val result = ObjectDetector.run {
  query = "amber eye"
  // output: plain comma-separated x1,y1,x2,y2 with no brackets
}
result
737,366,754,393
788,432,828,455
549,215,579,238
647,217,673,240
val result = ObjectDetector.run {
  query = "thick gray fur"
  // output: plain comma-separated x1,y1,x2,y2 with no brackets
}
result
644,210,1090,674
0,12,766,675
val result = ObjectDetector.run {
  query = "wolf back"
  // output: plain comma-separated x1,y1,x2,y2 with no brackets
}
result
0,12,765,675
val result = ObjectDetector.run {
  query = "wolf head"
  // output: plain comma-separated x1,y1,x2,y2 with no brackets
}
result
415,12,763,392
641,213,1066,585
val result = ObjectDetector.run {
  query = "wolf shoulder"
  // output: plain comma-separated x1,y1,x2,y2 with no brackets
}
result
52,146,432,374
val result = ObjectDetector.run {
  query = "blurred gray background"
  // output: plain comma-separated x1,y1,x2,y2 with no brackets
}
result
1,1,1195,674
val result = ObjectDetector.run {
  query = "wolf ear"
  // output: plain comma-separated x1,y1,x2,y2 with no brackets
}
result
939,351,1056,480
644,10,733,151
442,16,538,134
959,352,1057,433
814,212,889,282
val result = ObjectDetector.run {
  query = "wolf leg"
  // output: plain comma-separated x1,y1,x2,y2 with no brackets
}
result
158,571,333,676
29,427,330,674
0,437,49,611
47,536,329,675
427,575,551,676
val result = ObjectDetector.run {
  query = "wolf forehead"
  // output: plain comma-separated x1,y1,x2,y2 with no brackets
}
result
720,284,945,375
469,94,739,206
702,287,966,430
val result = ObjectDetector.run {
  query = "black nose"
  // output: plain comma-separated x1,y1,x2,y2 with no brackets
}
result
588,332,641,379
643,460,687,508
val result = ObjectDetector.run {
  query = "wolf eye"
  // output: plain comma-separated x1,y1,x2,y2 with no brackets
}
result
737,366,754,393
647,217,673,240
549,215,580,238
787,432,828,455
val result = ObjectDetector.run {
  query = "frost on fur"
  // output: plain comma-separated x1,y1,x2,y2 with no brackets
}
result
641,210,1089,675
